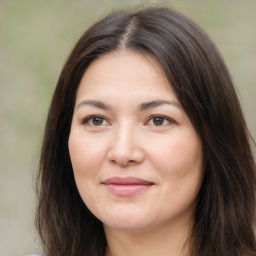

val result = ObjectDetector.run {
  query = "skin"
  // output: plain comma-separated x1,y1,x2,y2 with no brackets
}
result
68,50,204,256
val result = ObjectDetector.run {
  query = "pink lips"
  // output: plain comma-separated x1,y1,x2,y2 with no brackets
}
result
101,176,154,196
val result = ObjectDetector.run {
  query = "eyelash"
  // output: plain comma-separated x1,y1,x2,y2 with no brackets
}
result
80,115,109,126
80,114,175,127
146,115,175,126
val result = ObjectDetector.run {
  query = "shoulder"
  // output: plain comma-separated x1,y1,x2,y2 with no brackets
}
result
25,254,43,256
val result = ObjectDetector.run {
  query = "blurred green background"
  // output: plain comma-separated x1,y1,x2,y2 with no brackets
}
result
0,0,255,255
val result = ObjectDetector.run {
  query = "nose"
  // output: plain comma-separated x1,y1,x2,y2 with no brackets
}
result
107,124,145,167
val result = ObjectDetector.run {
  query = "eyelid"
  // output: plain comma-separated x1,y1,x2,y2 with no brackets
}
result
146,114,176,126
80,114,110,126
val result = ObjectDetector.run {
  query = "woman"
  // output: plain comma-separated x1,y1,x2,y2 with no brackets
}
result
36,6,256,256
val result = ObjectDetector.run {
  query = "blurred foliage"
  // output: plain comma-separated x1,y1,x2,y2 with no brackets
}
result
0,0,255,255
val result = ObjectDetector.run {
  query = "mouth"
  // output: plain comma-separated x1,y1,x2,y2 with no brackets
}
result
101,176,154,196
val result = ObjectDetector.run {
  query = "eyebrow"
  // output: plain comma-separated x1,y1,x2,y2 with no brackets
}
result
138,99,181,111
76,100,112,110
76,99,181,111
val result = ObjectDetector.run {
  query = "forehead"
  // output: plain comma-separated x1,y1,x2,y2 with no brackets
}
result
75,50,176,101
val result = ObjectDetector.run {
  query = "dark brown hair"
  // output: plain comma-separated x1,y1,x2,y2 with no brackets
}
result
36,6,256,256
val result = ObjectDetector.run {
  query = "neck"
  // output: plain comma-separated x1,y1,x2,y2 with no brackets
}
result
104,219,192,256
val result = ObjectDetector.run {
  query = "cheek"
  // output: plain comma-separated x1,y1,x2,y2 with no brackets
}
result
149,130,203,188
149,133,203,218
156,128,202,165
68,133,107,176
68,133,106,207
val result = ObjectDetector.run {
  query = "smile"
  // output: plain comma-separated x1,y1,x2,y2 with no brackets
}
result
101,176,154,196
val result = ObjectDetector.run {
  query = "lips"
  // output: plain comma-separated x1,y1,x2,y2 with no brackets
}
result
101,176,154,196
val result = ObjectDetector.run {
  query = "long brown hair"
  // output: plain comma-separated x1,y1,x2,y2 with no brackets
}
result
36,6,256,256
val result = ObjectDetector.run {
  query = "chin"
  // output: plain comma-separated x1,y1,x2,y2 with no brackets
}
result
104,220,152,232
100,209,155,232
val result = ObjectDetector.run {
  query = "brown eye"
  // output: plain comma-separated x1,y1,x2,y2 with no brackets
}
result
153,116,164,126
146,115,173,127
92,116,104,126
81,115,109,127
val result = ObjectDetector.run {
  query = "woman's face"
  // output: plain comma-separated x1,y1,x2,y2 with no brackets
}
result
69,50,204,233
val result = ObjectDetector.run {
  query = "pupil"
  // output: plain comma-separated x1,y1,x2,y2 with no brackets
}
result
93,117,103,125
153,117,164,125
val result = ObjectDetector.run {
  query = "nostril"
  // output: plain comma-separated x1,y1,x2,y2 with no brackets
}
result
110,158,133,167
127,159,138,165
109,151,144,167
